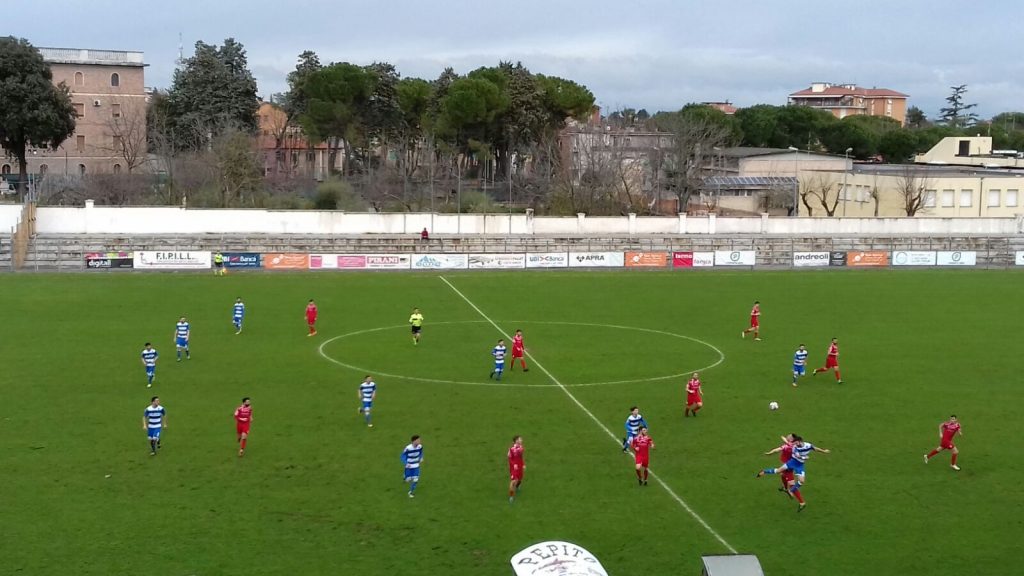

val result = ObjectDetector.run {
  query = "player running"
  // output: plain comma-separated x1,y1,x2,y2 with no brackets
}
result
631,427,655,486
401,435,424,498
490,339,507,381
232,297,245,334
234,397,253,457
924,415,963,471
143,396,166,456
764,434,797,495
173,316,191,361
409,307,424,345
742,300,761,341
305,300,318,336
510,329,528,372
622,406,648,452
792,345,808,387
684,372,703,417
508,435,525,503
141,342,158,388
756,435,830,511
358,375,377,428
812,337,842,383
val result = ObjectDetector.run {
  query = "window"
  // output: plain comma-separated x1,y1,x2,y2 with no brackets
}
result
988,189,1001,207
76,135,86,152
74,71,84,86
113,163,122,174
113,136,124,150
73,103,84,117
1,164,10,174
1007,190,1019,207
110,73,120,87
924,189,937,208
111,103,121,118
78,164,86,176
941,189,955,207
959,189,973,207
39,164,48,175
306,151,315,163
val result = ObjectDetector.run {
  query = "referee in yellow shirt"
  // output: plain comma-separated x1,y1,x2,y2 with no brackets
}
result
409,308,424,345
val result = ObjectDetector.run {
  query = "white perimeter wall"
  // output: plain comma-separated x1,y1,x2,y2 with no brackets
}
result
26,204,1024,235
0,204,22,232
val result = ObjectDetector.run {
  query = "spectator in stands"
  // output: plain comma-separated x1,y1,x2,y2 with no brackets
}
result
420,228,430,242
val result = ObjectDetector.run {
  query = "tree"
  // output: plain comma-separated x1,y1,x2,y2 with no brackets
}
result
164,39,260,149
905,106,928,129
820,119,877,159
938,84,978,128
272,51,323,175
300,62,376,174
896,166,932,216
101,97,149,173
878,129,919,163
658,109,736,213
0,37,77,195
801,174,840,217
208,125,263,207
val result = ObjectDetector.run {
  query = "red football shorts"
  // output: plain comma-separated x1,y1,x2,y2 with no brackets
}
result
306,317,316,326
750,317,759,328
237,424,251,435
635,455,650,467
511,348,524,358
782,469,795,484
940,440,955,450
825,357,838,368
687,393,702,406
510,466,524,481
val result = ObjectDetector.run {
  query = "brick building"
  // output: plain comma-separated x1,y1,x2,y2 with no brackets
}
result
788,82,908,124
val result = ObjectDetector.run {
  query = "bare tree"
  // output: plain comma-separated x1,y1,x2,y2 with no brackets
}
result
801,174,840,217
661,115,732,214
208,126,264,207
868,172,881,217
896,166,932,216
101,98,149,173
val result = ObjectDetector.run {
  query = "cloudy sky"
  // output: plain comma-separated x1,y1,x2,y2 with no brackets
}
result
10,0,1022,118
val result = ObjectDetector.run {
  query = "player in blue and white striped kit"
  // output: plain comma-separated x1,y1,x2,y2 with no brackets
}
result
489,339,507,381
358,375,376,427
792,344,809,386
173,317,191,361
401,435,424,498
143,396,166,455
232,298,245,334
757,435,830,511
622,406,648,452
141,342,159,387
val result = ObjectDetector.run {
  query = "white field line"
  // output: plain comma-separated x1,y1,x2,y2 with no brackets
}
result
439,275,737,554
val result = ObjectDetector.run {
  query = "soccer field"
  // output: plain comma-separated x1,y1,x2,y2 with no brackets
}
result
1,270,1021,575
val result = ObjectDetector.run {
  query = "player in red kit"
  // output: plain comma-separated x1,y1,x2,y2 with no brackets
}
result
741,301,761,341
812,337,842,383
510,329,528,372
305,299,318,336
684,372,703,417
764,434,797,496
631,427,654,486
924,415,962,471
508,435,525,503
234,397,253,457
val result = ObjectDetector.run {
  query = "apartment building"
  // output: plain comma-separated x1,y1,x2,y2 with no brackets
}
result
788,82,908,124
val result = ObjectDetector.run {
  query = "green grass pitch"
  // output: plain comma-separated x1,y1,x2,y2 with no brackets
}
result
1,270,1021,575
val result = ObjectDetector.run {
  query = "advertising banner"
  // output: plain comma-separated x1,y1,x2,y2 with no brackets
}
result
223,252,260,268
829,251,848,267
846,251,889,267
468,253,527,269
625,252,668,268
692,252,714,267
568,252,625,268
714,250,756,266
85,251,133,269
793,252,830,268
892,251,937,266
672,252,694,268
525,252,569,268
411,254,469,270
935,251,977,266
134,251,211,270
309,255,367,270
365,254,411,269
263,253,310,270
1016,251,1024,266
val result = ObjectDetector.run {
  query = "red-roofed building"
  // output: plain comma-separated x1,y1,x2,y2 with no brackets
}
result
703,101,738,115
788,82,909,124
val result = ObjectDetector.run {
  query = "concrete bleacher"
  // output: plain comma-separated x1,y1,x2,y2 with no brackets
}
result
8,233,1024,270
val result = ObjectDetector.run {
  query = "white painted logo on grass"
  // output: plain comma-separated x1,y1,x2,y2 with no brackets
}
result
511,541,608,576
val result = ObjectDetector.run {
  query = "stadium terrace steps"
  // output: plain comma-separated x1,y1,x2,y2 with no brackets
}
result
8,233,1024,270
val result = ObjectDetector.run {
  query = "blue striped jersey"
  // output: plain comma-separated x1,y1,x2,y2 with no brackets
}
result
793,349,808,366
492,345,507,362
175,321,190,338
141,348,158,366
359,380,376,402
791,442,817,462
233,302,245,318
625,414,647,436
144,405,165,428
402,443,423,468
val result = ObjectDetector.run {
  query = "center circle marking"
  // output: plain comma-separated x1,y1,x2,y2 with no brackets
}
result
318,321,725,388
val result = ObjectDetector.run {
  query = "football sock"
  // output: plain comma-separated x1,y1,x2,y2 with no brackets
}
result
792,489,805,504
410,481,417,493
643,469,649,481
240,439,247,450
951,453,958,465
364,413,371,425
762,468,777,475
834,370,841,381
789,481,802,493
636,469,643,480
926,449,939,459
176,350,181,360
148,374,154,384
150,439,156,452
781,477,788,489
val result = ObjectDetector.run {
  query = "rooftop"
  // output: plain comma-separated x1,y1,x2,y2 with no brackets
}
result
843,165,1024,178
37,47,146,67
790,83,908,99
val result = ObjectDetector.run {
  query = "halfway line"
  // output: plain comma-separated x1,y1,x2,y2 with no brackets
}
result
438,275,737,554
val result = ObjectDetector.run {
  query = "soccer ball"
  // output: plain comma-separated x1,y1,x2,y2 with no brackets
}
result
769,401,779,411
